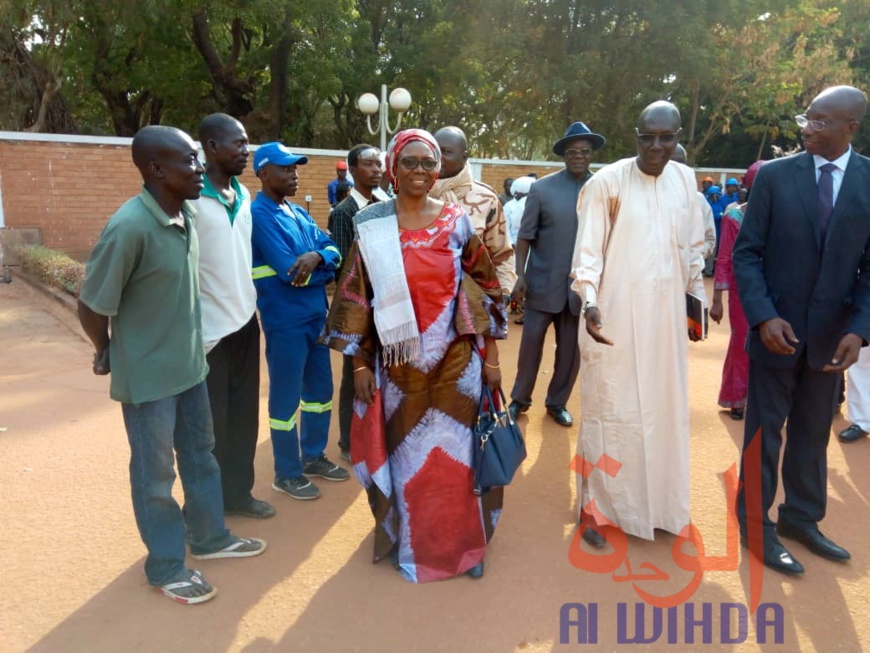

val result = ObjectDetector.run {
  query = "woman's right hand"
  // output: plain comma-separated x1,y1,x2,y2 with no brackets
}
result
354,367,376,405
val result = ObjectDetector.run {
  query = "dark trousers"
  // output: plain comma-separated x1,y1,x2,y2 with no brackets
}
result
205,314,261,508
736,354,839,536
338,354,354,452
510,302,580,409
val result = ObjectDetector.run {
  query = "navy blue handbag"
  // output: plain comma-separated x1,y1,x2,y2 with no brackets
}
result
472,385,527,494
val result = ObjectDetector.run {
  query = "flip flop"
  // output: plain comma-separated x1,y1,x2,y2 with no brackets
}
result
154,569,217,605
191,536,267,560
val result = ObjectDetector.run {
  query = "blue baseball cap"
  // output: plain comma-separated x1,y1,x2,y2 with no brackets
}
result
726,177,739,186
253,142,308,173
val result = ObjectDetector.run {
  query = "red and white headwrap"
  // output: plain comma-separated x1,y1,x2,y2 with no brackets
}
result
385,128,441,193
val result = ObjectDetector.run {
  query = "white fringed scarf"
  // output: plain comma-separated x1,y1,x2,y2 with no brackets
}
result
354,200,420,366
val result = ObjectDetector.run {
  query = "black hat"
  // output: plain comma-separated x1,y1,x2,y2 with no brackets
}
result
553,121,606,156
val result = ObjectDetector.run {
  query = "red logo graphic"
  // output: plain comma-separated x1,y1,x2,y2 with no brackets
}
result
569,428,765,613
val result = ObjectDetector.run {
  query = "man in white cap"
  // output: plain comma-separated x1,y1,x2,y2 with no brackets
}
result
504,176,535,246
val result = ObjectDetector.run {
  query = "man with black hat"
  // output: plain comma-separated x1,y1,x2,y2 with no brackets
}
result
509,121,606,427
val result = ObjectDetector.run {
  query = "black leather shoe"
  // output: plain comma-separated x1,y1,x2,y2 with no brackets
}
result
729,407,744,420
838,423,868,443
508,402,530,421
547,406,573,427
467,561,485,578
776,522,851,561
741,533,804,576
581,525,606,549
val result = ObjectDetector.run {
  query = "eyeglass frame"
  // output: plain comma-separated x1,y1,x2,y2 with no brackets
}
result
794,114,859,132
634,128,682,145
399,156,439,171
563,147,593,158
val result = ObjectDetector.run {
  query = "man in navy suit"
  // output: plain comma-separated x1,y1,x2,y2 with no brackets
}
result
733,85,870,575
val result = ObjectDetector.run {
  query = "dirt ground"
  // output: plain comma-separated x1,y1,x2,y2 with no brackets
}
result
2,276,869,653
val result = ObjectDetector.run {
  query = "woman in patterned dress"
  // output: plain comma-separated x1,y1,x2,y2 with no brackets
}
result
322,129,507,582
710,160,765,419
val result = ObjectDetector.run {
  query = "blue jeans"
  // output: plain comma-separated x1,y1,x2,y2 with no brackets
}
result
121,381,233,586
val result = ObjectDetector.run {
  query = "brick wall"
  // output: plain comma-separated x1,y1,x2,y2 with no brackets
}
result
478,163,563,193
0,134,746,261
0,137,353,261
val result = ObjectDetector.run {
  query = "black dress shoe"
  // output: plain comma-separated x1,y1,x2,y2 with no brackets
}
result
547,406,573,427
741,533,804,576
776,522,851,561
508,402,530,421
838,423,868,443
729,407,744,420
467,561,485,578
581,525,606,549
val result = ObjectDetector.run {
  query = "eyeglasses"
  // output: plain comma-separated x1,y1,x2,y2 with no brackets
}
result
635,129,681,145
399,157,438,171
795,114,832,132
564,148,593,158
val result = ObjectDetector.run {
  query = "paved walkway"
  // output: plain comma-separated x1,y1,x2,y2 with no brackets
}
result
1,277,868,652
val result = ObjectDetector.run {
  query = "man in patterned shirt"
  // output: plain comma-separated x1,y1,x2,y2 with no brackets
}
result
431,126,516,297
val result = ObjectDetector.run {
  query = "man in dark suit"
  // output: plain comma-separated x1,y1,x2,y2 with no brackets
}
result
509,121,606,427
733,85,870,575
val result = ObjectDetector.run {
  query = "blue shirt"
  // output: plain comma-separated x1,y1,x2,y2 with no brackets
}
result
706,195,728,222
250,192,341,329
721,192,739,206
327,177,353,207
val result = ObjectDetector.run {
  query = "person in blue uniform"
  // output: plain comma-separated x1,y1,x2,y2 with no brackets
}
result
250,142,350,501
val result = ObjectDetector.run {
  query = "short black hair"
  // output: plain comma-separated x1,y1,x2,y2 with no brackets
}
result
335,180,353,203
347,143,378,168
198,113,242,144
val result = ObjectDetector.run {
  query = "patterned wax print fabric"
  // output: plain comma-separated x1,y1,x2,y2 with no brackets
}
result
322,201,507,583
714,205,749,409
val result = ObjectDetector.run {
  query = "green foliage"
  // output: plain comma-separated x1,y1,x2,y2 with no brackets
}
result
1,0,867,165
18,245,85,297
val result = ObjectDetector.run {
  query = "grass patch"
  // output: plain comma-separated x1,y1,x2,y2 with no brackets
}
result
18,245,85,297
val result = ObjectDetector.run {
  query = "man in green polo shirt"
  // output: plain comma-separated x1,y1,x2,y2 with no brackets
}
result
78,125,266,605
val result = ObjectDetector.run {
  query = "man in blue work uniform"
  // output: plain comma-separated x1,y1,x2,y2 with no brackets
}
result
251,142,350,501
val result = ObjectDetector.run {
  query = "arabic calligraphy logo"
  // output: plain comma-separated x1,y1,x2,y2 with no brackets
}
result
568,444,762,612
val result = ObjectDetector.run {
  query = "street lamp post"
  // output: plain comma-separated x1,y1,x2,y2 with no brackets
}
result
357,84,412,152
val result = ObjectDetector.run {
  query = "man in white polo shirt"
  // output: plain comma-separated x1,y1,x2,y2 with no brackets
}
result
194,113,275,519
